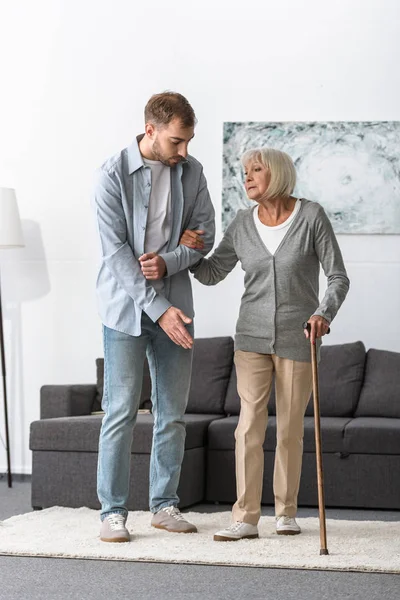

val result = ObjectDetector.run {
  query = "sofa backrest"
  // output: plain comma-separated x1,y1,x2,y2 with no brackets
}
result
355,348,400,418
93,336,234,415
224,341,366,418
186,336,234,414
307,341,366,417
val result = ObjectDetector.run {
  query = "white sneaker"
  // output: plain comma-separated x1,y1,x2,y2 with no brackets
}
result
276,516,301,535
214,521,259,542
100,513,130,543
151,506,197,533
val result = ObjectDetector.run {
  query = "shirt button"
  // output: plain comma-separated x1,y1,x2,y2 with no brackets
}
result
147,182,151,187
144,205,148,209
142,226,146,230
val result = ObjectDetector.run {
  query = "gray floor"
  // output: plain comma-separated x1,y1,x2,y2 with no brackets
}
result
1,475,399,600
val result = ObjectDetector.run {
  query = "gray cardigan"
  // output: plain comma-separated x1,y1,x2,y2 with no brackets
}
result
192,199,350,362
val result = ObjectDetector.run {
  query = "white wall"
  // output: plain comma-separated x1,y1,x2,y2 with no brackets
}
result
0,0,399,473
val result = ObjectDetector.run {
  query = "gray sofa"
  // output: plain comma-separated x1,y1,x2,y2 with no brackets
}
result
30,337,400,511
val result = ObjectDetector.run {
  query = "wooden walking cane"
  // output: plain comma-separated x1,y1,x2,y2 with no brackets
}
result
303,322,329,556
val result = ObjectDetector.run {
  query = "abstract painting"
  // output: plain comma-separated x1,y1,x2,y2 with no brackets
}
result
223,121,400,234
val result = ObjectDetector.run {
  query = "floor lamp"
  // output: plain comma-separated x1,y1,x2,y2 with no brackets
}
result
0,188,25,487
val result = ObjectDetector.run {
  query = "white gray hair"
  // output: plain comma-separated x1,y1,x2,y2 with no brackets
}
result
241,148,297,199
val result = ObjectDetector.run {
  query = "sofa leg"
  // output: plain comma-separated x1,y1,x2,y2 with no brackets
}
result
32,506,43,511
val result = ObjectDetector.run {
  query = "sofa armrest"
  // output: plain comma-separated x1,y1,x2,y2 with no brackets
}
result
40,385,97,419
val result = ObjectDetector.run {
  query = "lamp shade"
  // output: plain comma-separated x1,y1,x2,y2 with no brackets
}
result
0,187,25,248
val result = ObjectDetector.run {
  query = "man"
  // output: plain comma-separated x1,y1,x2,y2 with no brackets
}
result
93,92,215,542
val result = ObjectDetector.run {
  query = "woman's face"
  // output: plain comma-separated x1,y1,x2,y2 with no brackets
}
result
244,161,271,202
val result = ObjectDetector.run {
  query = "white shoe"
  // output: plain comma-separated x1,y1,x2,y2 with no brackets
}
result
151,506,197,533
100,513,130,543
214,521,259,542
276,516,301,535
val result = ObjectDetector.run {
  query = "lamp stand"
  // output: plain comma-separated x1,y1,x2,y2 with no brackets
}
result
0,266,12,487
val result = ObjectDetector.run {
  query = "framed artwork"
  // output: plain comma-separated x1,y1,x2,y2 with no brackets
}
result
223,121,400,234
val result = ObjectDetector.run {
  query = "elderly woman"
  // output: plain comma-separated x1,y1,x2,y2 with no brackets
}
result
180,148,350,541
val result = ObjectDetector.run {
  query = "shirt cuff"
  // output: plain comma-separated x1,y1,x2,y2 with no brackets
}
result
159,252,178,277
145,295,172,323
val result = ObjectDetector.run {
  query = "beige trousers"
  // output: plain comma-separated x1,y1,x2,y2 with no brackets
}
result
232,350,313,525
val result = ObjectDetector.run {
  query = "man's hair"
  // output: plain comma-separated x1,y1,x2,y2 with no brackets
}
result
144,92,197,128
241,147,297,199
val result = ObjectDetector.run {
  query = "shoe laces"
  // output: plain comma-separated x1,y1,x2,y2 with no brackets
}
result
107,514,126,531
277,516,296,525
225,521,246,533
162,506,186,522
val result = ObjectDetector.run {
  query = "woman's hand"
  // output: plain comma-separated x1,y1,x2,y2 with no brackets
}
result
179,229,205,250
304,315,330,345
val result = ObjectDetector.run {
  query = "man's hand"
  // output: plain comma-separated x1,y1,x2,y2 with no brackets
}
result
158,307,193,349
179,229,205,250
304,315,330,345
139,253,167,280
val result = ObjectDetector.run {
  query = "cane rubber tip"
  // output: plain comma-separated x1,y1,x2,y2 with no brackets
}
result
320,549,329,556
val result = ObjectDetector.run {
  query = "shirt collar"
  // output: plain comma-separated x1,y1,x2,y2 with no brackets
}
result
127,135,145,174
128,134,188,175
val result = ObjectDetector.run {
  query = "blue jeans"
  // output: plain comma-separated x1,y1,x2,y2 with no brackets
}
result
97,313,194,520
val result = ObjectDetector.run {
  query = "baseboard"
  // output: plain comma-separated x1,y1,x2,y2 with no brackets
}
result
0,473,32,482
0,465,32,475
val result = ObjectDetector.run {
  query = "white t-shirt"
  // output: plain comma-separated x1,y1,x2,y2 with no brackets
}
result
253,199,302,255
143,158,172,293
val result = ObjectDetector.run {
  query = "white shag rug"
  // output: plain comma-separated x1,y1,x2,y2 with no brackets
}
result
0,507,399,573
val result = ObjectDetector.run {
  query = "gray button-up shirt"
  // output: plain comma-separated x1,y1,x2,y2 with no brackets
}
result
93,135,215,336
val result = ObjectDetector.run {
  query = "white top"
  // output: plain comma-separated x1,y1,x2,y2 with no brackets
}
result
143,158,172,293
253,198,302,255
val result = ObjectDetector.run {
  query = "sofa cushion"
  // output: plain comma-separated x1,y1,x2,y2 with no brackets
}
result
186,337,234,414
207,415,350,453
224,342,366,418
222,367,239,415
355,349,400,418
344,417,400,455
30,414,223,454
94,336,233,415
93,358,152,413
302,417,351,453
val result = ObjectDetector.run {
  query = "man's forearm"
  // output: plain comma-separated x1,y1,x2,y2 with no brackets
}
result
104,241,171,321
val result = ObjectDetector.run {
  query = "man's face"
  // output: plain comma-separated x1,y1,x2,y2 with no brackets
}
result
147,118,195,167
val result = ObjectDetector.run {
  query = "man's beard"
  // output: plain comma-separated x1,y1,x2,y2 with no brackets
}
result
152,138,182,167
